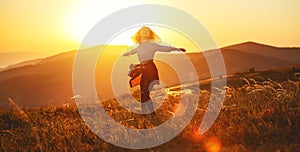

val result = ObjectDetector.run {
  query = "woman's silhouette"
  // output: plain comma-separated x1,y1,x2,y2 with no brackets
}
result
123,26,186,115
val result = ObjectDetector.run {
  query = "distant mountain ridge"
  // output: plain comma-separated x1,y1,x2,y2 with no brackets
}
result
0,42,299,108
0,52,50,69
0,58,43,72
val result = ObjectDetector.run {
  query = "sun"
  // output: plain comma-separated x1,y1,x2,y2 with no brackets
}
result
65,5,101,43
64,0,145,44
64,1,200,51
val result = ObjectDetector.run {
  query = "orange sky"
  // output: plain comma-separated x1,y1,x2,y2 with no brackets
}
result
0,0,299,54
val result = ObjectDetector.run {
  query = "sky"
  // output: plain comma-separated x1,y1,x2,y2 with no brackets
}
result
0,0,300,54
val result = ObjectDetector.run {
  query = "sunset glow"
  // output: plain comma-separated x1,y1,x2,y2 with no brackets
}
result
0,0,299,54
1,1,300,151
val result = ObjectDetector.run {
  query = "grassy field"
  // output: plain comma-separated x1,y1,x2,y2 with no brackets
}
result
1,71,300,151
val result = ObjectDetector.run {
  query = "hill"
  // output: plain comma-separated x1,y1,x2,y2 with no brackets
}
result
222,41,300,63
0,42,299,108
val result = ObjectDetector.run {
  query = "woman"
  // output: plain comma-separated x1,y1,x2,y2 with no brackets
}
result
123,26,186,114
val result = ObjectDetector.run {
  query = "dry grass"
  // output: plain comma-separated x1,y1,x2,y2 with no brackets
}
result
0,75,300,151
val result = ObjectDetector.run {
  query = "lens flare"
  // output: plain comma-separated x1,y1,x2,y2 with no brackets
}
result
204,136,222,152
189,126,203,143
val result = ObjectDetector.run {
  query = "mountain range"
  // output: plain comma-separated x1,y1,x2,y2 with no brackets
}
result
0,42,299,108
0,52,50,69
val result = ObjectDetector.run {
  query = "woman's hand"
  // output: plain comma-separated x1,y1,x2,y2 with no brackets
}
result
123,53,130,57
178,48,186,52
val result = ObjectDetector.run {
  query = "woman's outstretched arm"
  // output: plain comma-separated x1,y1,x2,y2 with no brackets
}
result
152,43,186,53
123,48,137,57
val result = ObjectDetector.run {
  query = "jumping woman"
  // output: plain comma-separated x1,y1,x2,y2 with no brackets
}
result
123,26,186,115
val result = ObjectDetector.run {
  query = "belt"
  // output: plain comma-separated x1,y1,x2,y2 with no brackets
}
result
141,59,153,65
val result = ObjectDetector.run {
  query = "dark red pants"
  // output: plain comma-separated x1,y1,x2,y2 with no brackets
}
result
140,61,159,113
